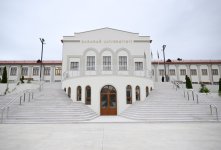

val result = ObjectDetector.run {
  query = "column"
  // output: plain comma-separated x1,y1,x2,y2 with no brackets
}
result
29,66,33,78
51,65,55,82
208,64,213,84
81,56,85,76
128,55,133,76
175,65,180,81
219,65,221,78
197,65,201,83
96,54,101,75
113,52,117,75
154,64,158,82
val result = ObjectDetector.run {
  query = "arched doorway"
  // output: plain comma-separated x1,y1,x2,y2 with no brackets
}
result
68,87,71,98
100,85,117,115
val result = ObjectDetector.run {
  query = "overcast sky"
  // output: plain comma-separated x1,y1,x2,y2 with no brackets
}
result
1,0,221,61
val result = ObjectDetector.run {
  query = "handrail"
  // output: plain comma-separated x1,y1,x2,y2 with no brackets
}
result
0,89,35,123
209,104,219,120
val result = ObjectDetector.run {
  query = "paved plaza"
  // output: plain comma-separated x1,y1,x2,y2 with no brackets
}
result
0,122,221,150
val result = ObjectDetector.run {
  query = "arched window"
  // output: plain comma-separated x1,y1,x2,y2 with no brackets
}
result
146,86,149,97
126,85,132,104
85,86,91,105
68,87,71,98
136,86,140,101
77,86,81,101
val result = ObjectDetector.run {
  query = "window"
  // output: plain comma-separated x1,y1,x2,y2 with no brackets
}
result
87,56,95,70
70,62,79,71
169,69,175,76
201,69,208,75
10,67,17,76
33,67,39,76
159,69,164,76
68,87,71,98
152,69,154,76
21,67,28,76
136,86,140,101
55,67,62,76
44,67,51,76
103,56,111,71
85,86,91,105
212,69,218,75
119,56,127,71
126,85,132,104
135,62,143,71
146,86,149,97
0,67,3,76
180,69,186,76
77,86,82,101
190,69,197,76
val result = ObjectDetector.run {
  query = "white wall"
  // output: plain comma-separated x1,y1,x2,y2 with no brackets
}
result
62,76,153,115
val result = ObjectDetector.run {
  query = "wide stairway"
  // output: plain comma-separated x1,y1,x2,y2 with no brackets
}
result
2,83,98,123
120,82,221,122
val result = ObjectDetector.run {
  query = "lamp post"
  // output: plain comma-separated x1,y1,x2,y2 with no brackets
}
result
39,38,45,90
162,45,167,81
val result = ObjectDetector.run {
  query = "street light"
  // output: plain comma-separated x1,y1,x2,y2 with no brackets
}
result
162,45,167,81
39,38,45,90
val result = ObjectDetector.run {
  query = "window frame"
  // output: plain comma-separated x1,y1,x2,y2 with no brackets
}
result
119,56,127,71
86,56,96,71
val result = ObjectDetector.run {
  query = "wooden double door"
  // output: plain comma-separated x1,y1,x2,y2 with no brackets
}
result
100,85,117,115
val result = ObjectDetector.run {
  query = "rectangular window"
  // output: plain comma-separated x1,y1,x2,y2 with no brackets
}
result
212,69,218,75
0,67,3,76
180,69,186,76
55,67,62,76
119,56,127,71
87,56,95,70
33,67,39,76
135,62,143,71
159,69,164,76
70,62,79,71
201,69,208,75
21,67,28,76
190,69,197,76
103,56,111,71
10,67,17,76
169,69,175,76
44,67,51,76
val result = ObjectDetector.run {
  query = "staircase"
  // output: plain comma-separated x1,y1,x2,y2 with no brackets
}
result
120,82,221,122
2,83,98,123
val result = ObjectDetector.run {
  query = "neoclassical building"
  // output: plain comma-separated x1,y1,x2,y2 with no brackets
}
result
0,28,221,116
61,28,153,115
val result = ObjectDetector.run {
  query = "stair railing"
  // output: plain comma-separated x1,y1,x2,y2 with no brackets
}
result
209,104,219,120
0,89,35,123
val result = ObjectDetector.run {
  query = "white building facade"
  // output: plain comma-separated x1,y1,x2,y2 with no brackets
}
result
0,61,62,83
61,28,153,115
152,60,221,84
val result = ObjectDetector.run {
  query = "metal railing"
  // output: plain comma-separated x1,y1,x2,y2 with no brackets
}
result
0,89,35,123
183,89,199,104
209,104,219,120
171,79,199,104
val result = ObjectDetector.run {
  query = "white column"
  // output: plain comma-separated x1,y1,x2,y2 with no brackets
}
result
208,64,213,84
197,65,201,83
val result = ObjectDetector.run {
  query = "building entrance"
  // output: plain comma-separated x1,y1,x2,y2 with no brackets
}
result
100,85,117,115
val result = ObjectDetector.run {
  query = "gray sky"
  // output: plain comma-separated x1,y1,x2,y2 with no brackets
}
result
0,0,221,61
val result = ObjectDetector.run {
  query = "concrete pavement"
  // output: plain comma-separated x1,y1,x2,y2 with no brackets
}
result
0,122,221,150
